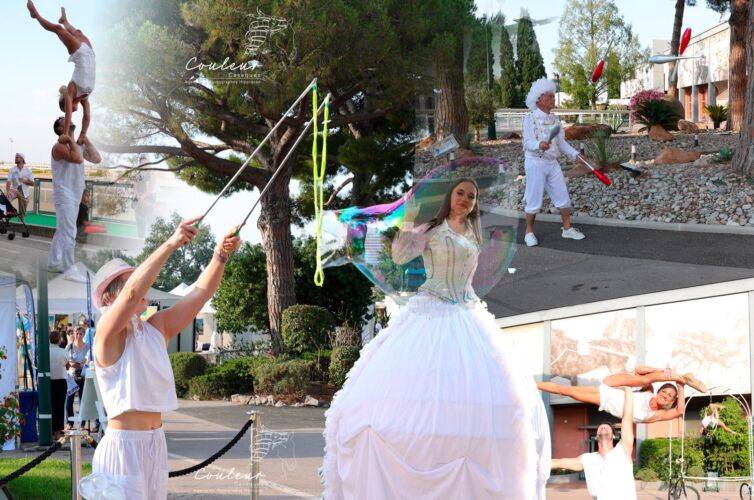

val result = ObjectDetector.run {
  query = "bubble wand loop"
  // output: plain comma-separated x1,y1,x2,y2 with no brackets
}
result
312,87,330,287
197,78,318,224
234,93,332,236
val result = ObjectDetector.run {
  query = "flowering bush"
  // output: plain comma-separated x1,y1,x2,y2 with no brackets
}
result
0,392,24,444
628,89,666,122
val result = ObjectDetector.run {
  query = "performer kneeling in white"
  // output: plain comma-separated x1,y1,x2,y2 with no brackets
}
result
522,77,585,246
48,116,101,282
551,387,636,500
91,217,240,499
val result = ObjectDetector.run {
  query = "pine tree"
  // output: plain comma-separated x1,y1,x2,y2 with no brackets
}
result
465,16,496,139
516,16,547,101
496,15,521,108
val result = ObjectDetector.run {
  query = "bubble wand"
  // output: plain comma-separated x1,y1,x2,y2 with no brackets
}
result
234,92,332,237
312,84,330,287
197,78,318,224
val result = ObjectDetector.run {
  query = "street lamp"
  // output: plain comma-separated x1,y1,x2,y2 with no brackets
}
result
553,73,561,107
9,138,13,165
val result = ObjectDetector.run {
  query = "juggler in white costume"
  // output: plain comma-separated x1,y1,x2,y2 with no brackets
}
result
48,153,85,273
522,80,579,214
322,220,551,499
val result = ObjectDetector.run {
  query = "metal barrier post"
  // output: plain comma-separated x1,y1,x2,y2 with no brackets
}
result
70,431,82,500
249,411,260,500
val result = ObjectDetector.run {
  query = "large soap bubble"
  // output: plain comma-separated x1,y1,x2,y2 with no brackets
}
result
320,156,520,302
79,472,126,500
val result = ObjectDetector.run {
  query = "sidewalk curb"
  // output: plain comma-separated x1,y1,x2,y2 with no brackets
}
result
491,208,754,236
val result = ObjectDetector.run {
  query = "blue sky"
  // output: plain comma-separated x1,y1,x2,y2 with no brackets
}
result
0,0,727,243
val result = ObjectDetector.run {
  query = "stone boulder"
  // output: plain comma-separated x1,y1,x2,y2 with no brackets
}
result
564,124,613,141
677,120,699,134
648,125,674,142
655,147,702,165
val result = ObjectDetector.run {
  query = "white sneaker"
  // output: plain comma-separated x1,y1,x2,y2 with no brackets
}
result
524,232,539,247
63,266,87,283
562,227,585,240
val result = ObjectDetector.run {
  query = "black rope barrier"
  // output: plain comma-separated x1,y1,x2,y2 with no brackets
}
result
0,438,66,487
169,416,255,478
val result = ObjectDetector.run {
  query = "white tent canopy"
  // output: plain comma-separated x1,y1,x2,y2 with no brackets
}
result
169,282,216,314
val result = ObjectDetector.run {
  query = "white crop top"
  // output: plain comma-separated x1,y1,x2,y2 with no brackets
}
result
95,317,177,419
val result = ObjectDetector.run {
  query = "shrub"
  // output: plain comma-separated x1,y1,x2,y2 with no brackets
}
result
628,89,665,122
187,356,273,399
282,305,335,354
716,146,735,162
187,373,224,400
634,468,659,482
701,397,751,475
704,104,728,129
329,346,361,388
252,359,314,396
639,437,705,481
634,100,681,132
299,350,332,383
586,129,628,167
332,325,361,348
686,465,705,481
169,352,208,395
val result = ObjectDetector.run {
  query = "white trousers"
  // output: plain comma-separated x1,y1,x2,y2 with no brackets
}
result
92,427,168,499
524,157,571,214
48,200,78,272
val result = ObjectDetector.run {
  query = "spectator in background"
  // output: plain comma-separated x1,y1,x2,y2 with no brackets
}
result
64,326,88,430
6,153,35,219
77,189,90,243
49,330,68,437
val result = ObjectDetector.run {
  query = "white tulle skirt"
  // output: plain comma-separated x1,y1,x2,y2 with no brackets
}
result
322,294,551,499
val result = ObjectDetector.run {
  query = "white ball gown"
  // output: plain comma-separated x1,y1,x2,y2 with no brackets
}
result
322,219,551,499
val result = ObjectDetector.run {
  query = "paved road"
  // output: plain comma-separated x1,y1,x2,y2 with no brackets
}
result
165,400,746,499
487,219,754,317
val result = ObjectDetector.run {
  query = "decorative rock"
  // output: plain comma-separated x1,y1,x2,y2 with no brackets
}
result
655,148,702,165
648,125,674,142
564,124,613,141
677,120,699,134
304,395,321,407
275,400,285,407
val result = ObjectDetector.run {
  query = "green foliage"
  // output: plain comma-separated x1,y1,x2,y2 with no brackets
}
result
299,350,332,383
135,212,216,291
466,16,494,88
213,243,269,334
635,100,682,131
494,14,521,108
466,86,496,140
701,398,751,475
704,104,728,129
516,17,547,99
252,359,314,396
0,459,92,500
282,305,336,354
187,356,272,399
716,146,735,161
634,467,659,481
169,352,208,396
555,0,647,108
586,129,628,166
329,345,361,388
639,437,705,481
214,239,375,335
